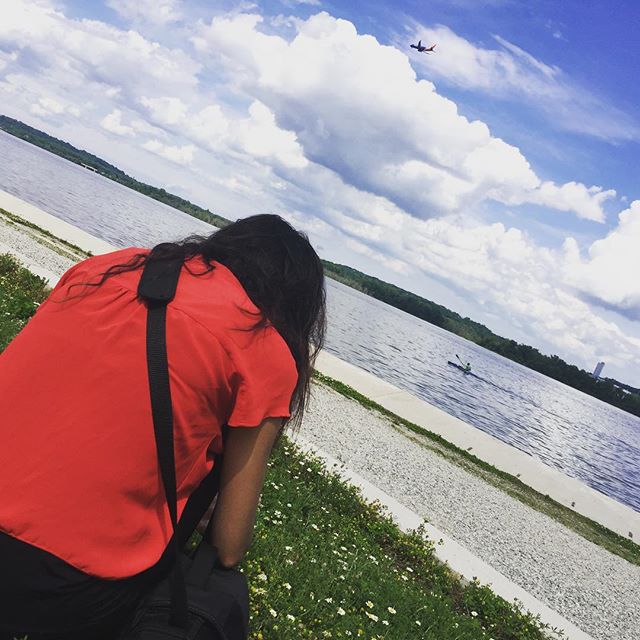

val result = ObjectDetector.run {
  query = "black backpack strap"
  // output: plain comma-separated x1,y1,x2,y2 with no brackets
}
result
138,256,189,628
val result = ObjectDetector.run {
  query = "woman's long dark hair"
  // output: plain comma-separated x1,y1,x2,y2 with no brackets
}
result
66,214,326,432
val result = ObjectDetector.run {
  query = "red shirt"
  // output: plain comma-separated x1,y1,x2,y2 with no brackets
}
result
0,248,297,578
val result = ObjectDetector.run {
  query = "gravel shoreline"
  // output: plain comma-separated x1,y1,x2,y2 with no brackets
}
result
297,383,640,640
2,214,638,640
0,210,81,279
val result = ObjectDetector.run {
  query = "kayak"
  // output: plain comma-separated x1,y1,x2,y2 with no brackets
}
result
447,361,472,374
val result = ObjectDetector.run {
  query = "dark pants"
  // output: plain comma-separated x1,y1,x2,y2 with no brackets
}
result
0,531,167,639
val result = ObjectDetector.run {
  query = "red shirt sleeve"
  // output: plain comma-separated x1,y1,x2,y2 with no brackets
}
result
226,326,298,428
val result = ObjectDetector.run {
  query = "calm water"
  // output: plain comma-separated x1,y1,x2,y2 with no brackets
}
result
1,130,639,512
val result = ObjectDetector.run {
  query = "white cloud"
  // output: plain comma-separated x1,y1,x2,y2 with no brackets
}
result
99,107,163,138
106,0,182,25
143,139,195,165
405,24,640,142
235,101,308,168
100,108,135,136
0,50,18,72
140,96,189,126
512,181,616,223
564,201,640,318
30,95,80,118
191,12,613,221
138,96,308,169
30,96,65,116
0,0,200,101
188,104,229,148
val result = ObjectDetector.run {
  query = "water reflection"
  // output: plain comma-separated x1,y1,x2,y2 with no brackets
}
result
325,279,640,512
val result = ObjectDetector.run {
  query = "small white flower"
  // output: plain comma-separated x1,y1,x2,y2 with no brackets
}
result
283,582,292,590
471,611,478,617
365,611,378,622
257,573,267,581
382,620,389,626
415,621,422,626
337,607,346,616
365,601,374,609
269,608,277,617
311,523,319,531
325,597,333,603
387,607,396,614
286,614,296,621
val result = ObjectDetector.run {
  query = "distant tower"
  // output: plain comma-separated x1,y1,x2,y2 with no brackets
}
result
592,361,605,379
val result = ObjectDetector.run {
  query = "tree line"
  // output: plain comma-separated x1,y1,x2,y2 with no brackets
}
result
0,115,231,228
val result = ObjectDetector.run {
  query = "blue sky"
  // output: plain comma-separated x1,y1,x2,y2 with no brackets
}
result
1,0,639,384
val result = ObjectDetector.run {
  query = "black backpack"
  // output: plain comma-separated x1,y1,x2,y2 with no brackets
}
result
118,255,249,640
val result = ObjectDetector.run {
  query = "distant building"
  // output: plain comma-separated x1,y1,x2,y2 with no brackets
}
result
592,361,605,379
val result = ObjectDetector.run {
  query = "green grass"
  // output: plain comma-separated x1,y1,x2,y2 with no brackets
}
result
2,251,558,640
0,253,52,351
313,372,640,567
238,440,558,639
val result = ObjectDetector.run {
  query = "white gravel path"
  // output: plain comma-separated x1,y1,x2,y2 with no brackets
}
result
2,214,638,640
297,383,640,640
0,211,80,279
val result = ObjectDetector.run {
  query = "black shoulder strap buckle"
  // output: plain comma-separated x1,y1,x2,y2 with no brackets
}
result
138,257,184,304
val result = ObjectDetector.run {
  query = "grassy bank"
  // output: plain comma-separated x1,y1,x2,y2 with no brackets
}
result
0,252,52,350
313,372,640,567
239,439,556,639
1,250,556,639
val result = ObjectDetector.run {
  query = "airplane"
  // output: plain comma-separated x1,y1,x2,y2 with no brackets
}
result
410,40,436,53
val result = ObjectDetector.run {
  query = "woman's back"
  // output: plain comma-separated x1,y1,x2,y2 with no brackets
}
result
0,247,297,579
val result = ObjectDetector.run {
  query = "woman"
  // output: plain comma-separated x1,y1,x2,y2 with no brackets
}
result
0,214,326,639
